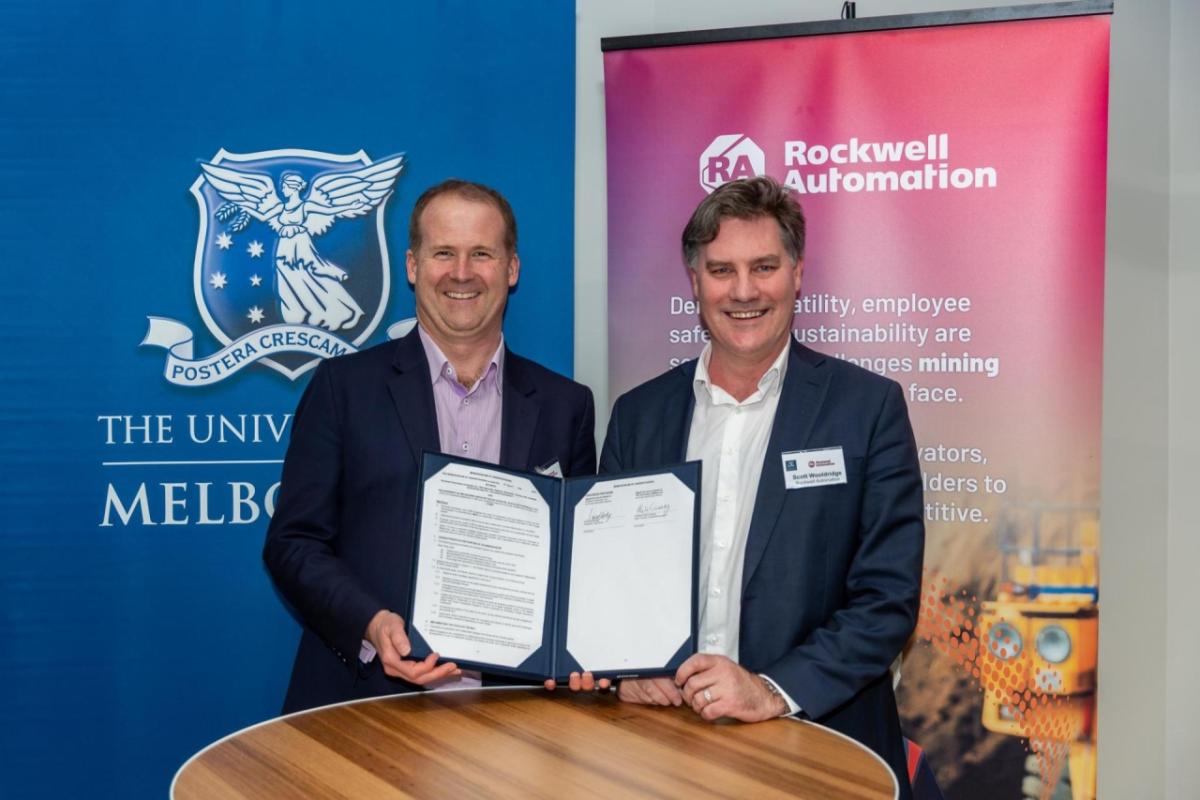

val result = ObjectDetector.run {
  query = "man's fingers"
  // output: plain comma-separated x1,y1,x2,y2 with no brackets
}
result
560,671,607,693
597,677,612,691
543,679,558,691
381,652,429,676
386,652,460,684
412,652,442,675
617,679,652,704
642,677,683,706
674,653,715,687
386,621,413,658
375,632,405,674
680,672,719,706
643,680,669,705
367,610,413,658
636,681,661,704
398,654,460,685
700,698,726,721
654,677,684,706
417,661,462,685
685,678,721,713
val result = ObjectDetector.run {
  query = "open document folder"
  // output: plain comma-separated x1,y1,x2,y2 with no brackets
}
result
407,452,700,683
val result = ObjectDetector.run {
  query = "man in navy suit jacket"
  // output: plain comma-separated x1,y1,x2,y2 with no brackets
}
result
601,176,923,797
264,180,596,713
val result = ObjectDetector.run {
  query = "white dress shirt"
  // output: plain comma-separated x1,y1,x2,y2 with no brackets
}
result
686,340,800,715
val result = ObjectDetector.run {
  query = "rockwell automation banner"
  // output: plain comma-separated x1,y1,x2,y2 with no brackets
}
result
0,3,574,798
604,9,1109,799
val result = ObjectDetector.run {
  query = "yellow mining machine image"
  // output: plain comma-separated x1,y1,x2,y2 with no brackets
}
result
977,507,1098,800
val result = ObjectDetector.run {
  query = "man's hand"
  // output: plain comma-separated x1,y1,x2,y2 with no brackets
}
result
675,654,788,722
544,672,612,692
615,676,684,706
365,609,461,685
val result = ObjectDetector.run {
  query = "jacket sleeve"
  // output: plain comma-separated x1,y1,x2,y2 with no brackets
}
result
262,360,384,670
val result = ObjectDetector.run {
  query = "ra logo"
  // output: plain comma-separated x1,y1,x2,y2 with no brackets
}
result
699,134,765,193
142,149,407,385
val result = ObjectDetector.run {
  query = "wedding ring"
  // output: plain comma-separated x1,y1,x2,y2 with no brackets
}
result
703,688,713,703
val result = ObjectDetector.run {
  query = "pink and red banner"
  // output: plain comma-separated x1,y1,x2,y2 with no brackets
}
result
604,12,1109,799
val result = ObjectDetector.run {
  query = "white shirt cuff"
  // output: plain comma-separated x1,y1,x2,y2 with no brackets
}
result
359,639,377,664
760,674,802,717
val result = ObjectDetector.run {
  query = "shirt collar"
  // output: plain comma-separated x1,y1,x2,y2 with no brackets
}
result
418,324,505,396
692,338,791,407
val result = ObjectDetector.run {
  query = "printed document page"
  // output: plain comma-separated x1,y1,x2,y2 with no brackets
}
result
566,472,694,672
411,462,551,668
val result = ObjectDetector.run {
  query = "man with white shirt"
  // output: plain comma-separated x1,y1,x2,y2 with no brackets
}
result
264,179,596,712
600,176,923,797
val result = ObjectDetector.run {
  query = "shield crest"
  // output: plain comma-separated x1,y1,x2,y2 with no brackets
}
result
191,148,403,379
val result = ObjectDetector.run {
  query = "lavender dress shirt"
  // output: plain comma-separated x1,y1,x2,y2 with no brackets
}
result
363,326,507,689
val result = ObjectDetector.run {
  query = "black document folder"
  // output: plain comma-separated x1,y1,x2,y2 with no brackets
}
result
406,452,700,683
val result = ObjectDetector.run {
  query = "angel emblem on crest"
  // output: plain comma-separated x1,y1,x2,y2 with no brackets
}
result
169,148,405,381
199,152,403,332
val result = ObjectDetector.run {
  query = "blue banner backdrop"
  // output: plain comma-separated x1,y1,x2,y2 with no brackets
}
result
0,3,575,797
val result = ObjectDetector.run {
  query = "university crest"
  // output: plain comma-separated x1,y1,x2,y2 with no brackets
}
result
143,148,404,385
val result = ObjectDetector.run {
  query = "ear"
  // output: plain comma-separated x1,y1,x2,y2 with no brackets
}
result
507,252,520,288
688,265,701,299
793,258,804,296
405,249,417,285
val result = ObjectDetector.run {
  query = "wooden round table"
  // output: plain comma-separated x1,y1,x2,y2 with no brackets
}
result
173,688,897,799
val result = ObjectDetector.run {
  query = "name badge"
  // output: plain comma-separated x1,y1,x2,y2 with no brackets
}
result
780,447,847,489
535,460,563,478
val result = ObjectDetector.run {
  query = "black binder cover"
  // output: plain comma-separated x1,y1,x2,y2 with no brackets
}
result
407,452,700,683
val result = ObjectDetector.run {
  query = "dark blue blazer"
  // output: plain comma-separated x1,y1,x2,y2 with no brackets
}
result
264,329,596,713
600,341,923,796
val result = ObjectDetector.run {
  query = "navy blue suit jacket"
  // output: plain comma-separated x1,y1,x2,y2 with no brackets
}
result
264,329,596,713
600,341,923,795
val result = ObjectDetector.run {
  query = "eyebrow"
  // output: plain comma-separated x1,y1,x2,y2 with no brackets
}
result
429,243,499,253
704,254,781,268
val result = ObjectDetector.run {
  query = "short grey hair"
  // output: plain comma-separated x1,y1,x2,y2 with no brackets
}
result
681,176,806,269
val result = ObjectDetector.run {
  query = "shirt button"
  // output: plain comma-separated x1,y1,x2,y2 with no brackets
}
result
461,442,469,451
706,634,720,645
710,587,722,597
463,398,471,406
734,407,742,415
716,540,728,549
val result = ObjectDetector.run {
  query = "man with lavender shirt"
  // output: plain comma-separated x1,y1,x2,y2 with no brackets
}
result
264,180,597,713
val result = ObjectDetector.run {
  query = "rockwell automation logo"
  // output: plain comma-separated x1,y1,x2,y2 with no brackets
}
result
699,132,998,195
699,134,766,193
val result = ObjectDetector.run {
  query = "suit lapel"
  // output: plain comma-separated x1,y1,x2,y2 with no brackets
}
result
662,365,697,463
386,331,440,466
741,343,831,591
500,351,540,469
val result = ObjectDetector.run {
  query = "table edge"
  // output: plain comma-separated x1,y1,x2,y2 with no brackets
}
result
171,686,898,800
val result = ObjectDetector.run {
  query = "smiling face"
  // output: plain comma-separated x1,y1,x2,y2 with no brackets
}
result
689,214,802,376
406,193,519,353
